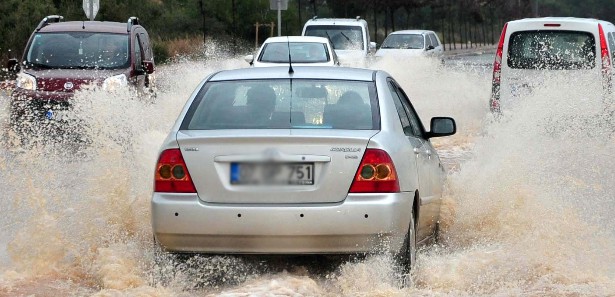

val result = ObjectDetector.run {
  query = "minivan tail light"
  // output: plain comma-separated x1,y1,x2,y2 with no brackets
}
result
598,24,611,91
349,149,400,193
490,22,508,112
155,149,197,193
599,24,611,71
543,23,561,27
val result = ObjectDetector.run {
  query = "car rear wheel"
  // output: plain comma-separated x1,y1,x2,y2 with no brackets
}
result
396,211,417,287
151,237,173,286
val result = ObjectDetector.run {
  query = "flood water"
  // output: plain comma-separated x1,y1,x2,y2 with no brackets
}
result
1,48,614,296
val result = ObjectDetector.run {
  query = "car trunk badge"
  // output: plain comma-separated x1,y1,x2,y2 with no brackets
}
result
64,82,74,90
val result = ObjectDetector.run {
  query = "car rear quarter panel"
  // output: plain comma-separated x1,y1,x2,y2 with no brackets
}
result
373,71,420,194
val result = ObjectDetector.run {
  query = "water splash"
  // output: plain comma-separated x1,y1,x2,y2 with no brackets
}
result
1,50,614,296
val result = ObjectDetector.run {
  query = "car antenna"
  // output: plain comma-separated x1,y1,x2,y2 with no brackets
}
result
287,36,294,74
286,36,294,126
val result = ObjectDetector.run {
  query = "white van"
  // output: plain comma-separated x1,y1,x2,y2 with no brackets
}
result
302,17,376,66
490,17,615,112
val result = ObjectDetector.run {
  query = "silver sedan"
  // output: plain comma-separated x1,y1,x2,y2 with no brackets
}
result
151,66,456,276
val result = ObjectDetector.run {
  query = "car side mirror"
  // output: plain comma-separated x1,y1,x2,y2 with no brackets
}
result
143,60,155,74
7,58,20,73
426,117,456,139
244,54,254,65
369,42,377,54
426,45,435,51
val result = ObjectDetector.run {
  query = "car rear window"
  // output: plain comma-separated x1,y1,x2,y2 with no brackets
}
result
259,42,330,63
182,79,378,130
507,30,596,70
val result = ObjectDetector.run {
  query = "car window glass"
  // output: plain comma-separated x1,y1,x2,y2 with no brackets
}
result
429,34,439,47
183,79,378,130
260,42,329,63
508,30,595,70
392,81,423,137
609,32,615,64
381,34,424,49
425,35,433,48
25,32,129,70
387,80,414,136
304,25,364,50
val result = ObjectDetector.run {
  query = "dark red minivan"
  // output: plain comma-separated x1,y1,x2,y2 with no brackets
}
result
7,15,155,129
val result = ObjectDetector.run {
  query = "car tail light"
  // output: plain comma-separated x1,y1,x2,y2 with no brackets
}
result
543,23,561,27
155,149,197,193
490,22,508,113
598,24,612,91
349,149,400,193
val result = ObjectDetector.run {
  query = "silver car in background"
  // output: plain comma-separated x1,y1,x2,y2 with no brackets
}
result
375,30,444,58
151,66,456,276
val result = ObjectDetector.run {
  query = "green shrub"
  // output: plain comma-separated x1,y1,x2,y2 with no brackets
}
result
152,39,170,64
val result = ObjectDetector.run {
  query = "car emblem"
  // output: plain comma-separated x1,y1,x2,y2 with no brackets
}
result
64,82,74,90
330,147,361,152
263,148,281,160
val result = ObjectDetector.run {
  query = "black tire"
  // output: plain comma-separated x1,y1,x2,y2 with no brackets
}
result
396,211,417,287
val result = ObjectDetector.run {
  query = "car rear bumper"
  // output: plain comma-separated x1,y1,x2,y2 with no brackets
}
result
151,192,413,254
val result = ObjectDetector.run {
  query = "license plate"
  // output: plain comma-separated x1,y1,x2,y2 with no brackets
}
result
510,83,532,97
45,109,68,121
230,162,314,185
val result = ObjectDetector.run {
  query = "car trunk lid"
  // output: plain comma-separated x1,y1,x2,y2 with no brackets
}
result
177,129,378,204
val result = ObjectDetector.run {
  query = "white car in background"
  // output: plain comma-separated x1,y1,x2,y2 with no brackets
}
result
376,30,444,58
302,17,376,66
244,36,339,67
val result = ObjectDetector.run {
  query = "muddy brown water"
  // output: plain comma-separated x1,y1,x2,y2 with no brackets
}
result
1,53,614,296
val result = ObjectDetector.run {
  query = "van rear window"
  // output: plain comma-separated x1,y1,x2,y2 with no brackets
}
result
304,25,364,51
507,31,596,70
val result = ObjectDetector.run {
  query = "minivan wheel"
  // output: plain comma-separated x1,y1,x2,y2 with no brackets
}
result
396,212,417,287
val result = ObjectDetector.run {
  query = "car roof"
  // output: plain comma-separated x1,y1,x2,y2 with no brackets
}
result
209,66,375,82
509,17,614,27
389,30,433,35
304,18,368,26
263,36,330,43
37,21,130,34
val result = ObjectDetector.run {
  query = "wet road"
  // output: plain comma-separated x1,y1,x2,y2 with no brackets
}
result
1,49,614,296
